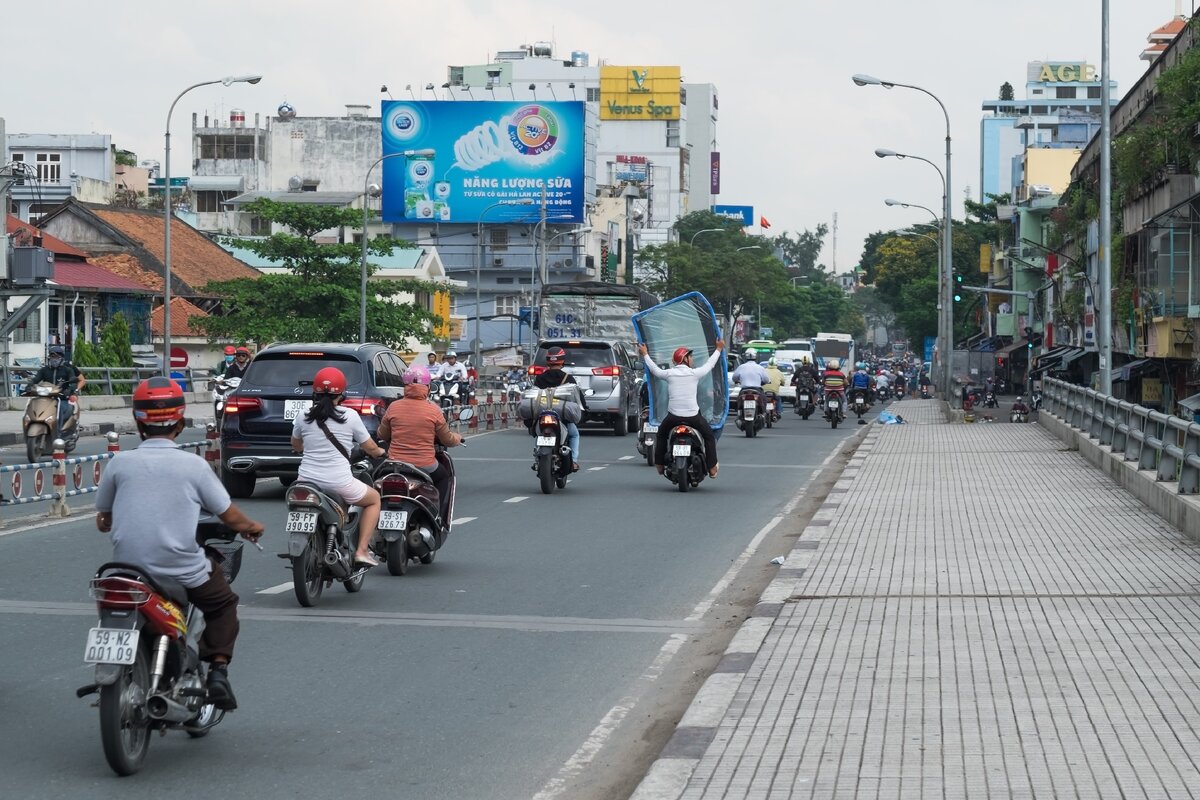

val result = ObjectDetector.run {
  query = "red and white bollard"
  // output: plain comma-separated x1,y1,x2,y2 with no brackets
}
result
468,395,479,432
49,439,70,518
485,405,495,431
204,423,219,473
106,431,121,456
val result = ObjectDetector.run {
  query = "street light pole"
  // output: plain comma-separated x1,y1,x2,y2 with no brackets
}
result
1098,0,1113,393
360,148,436,343
162,74,261,376
855,74,953,399
690,228,723,246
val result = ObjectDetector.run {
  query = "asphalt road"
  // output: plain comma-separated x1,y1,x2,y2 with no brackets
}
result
0,408,863,799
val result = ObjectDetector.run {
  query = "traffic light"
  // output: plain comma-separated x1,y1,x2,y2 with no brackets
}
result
953,272,963,302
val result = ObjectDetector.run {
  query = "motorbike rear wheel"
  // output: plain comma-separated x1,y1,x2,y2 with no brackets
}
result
99,641,151,776
645,446,655,467
538,453,555,495
386,537,409,576
676,456,690,492
292,540,324,608
831,418,839,429
26,433,47,464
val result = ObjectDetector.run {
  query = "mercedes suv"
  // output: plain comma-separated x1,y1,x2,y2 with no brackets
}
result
530,339,639,435
219,342,408,497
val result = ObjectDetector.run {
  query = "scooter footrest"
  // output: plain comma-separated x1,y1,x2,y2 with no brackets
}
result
76,684,99,698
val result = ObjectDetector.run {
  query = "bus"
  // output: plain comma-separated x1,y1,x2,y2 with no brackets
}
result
743,339,777,359
812,332,856,374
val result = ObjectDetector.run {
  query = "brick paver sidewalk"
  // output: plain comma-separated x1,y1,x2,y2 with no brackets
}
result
635,399,1200,799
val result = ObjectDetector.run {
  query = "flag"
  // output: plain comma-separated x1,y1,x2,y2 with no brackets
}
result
760,216,771,229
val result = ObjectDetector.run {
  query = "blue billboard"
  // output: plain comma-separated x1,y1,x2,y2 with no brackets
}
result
381,100,585,224
711,204,754,226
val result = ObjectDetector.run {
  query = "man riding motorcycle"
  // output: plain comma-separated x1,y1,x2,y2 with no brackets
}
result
821,357,848,414
26,344,86,433
377,365,464,521
731,349,771,415
531,346,584,471
763,357,785,397
849,362,874,405
639,339,725,479
94,378,264,710
435,351,470,404
218,346,252,380
792,356,820,390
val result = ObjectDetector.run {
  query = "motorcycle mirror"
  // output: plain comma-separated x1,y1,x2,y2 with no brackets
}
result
458,407,475,422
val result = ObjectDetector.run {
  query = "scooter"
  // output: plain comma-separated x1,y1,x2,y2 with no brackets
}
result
431,379,465,412
283,478,368,607
372,431,466,576
636,406,658,467
794,380,816,420
76,519,247,776
875,383,892,402
663,422,708,493
22,381,80,462
848,387,872,425
920,384,931,399
522,386,587,494
763,390,781,427
984,388,998,409
734,387,766,437
211,376,241,422
823,388,846,429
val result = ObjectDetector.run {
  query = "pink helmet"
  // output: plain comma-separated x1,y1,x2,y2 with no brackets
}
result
403,364,432,386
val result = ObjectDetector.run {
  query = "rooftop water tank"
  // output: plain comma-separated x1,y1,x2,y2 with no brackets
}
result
571,51,589,67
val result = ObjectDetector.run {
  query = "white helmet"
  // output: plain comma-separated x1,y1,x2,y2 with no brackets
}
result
445,350,457,358
826,358,841,370
744,348,757,359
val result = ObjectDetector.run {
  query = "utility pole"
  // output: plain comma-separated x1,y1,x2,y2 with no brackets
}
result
1098,0,1113,393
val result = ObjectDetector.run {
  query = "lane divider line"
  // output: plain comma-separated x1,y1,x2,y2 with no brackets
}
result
256,582,293,595
503,496,528,504
451,516,477,525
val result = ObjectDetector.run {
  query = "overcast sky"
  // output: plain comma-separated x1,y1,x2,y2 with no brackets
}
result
2,0,1182,272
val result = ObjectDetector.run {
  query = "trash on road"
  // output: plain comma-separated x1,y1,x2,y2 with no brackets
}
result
770,556,786,565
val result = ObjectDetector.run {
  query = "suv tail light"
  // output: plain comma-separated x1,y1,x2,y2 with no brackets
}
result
591,365,621,377
342,397,381,417
224,396,262,414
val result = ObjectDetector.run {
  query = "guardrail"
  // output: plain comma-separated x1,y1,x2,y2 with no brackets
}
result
1,365,215,396
1043,377,1200,493
438,393,523,435
0,425,219,525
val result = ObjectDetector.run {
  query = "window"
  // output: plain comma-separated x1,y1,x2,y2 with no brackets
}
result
248,215,271,235
194,190,237,213
489,228,509,251
11,309,40,343
35,153,61,183
586,87,600,102
373,353,402,387
1088,86,1102,99
495,295,518,316
1055,87,1077,99
496,277,515,284
1031,89,1044,96
199,135,260,160
666,120,680,148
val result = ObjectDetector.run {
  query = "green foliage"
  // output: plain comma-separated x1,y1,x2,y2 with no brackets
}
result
97,313,136,393
70,339,103,395
772,224,828,278
200,198,440,347
895,275,939,344
115,149,138,167
999,82,1014,101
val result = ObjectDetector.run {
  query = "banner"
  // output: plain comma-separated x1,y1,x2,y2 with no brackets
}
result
711,204,753,226
381,100,585,224
710,152,720,195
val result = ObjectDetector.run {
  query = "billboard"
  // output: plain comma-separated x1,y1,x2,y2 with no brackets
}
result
381,100,586,224
600,66,681,121
710,152,720,195
711,204,754,226
614,154,648,183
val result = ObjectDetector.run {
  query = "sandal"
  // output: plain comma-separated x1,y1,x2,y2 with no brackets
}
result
353,551,380,567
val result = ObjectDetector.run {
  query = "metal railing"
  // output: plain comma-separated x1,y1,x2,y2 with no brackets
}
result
1043,377,1200,493
1,366,215,396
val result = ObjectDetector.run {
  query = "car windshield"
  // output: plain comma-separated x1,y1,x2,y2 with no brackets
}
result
535,344,615,368
243,353,364,388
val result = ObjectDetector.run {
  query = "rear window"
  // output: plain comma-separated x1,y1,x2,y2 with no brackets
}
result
535,343,617,368
242,353,364,389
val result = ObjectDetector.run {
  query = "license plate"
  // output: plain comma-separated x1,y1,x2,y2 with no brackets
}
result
379,510,409,530
743,407,756,419
828,401,838,410
672,444,692,457
799,394,809,402
536,435,556,446
285,511,318,533
83,627,139,665
284,399,312,420
766,402,774,411
643,424,658,434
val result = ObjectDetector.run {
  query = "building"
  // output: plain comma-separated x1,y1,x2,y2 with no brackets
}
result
979,61,1113,201
684,83,720,213
4,133,116,222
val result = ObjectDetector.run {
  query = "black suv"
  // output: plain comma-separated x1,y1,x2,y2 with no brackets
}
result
531,339,639,435
219,342,408,497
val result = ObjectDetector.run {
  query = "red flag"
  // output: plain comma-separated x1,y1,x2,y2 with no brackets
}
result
760,215,771,229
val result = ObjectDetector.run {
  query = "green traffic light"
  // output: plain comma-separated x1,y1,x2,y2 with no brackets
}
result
953,294,962,302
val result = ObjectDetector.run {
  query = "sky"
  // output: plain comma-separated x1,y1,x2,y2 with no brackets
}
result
1,0,1184,273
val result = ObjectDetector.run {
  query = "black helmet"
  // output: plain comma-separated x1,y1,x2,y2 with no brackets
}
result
546,346,567,366
49,345,65,357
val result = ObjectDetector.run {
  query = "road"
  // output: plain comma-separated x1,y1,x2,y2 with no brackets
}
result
0,408,863,799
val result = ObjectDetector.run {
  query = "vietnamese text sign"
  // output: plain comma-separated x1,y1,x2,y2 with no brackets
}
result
600,66,681,120
381,100,585,224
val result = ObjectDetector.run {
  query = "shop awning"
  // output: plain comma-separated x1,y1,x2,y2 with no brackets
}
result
1030,346,1085,376
187,175,245,192
1115,359,1151,382
996,338,1028,356
1179,392,1200,413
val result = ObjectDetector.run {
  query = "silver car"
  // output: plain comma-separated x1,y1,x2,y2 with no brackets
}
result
532,339,639,436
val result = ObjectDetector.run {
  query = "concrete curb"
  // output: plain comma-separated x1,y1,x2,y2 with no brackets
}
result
629,423,875,800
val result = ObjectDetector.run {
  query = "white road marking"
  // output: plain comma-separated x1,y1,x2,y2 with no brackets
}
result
451,516,476,525
503,496,528,504
619,455,635,461
256,582,293,595
587,466,606,472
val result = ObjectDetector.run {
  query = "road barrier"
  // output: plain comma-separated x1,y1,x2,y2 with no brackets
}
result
1043,377,1200,493
440,400,521,435
0,426,219,525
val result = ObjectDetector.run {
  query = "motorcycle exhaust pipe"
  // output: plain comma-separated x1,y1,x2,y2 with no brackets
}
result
323,550,351,579
146,693,196,723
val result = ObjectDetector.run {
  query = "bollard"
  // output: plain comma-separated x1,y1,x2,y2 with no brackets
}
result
468,394,479,431
485,404,495,431
500,408,509,429
49,438,70,518
106,431,121,455
204,423,219,473
486,389,494,405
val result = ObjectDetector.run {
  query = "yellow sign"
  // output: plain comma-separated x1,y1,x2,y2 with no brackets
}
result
433,291,451,339
979,243,992,274
600,66,681,121
1142,377,1163,405
1038,63,1096,83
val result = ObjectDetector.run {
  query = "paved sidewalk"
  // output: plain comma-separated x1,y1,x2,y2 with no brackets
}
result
634,398,1200,799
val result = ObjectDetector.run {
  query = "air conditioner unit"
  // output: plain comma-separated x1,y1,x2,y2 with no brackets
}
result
563,258,574,268
493,257,504,266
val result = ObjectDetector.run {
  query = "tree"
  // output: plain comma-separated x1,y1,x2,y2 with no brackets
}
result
71,339,103,395
853,285,897,348
999,82,1014,101
773,224,828,278
195,198,444,348
97,313,136,392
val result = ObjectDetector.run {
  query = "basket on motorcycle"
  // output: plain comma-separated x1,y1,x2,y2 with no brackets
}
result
206,539,244,584
517,387,582,423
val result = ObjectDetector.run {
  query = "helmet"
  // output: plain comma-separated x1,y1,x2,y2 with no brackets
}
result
132,377,186,427
426,352,438,360
546,346,567,366
235,346,251,357
826,358,841,370
48,345,65,358
223,345,237,355
672,346,693,365
445,350,457,358
801,356,811,364
743,348,757,359
312,366,347,395
768,357,776,367
402,364,432,385
856,361,865,370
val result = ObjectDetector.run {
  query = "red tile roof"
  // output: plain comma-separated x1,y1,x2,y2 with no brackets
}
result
1152,18,1188,36
6,215,88,259
150,296,209,338
87,253,164,291
54,262,153,293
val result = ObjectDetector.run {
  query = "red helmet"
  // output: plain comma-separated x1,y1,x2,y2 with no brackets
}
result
672,347,693,365
312,366,346,395
235,346,251,357
546,346,566,366
223,345,236,355
132,377,186,426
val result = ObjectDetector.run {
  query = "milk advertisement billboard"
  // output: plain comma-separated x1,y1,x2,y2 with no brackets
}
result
381,100,586,224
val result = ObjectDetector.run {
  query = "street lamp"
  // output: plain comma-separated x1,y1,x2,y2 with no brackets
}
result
855,73,953,398
690,228,724,246
476,200,533,363
359,148,436,343
736,246,762,252
162,74,261,376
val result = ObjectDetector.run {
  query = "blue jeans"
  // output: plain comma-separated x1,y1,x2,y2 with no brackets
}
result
565,422,580,462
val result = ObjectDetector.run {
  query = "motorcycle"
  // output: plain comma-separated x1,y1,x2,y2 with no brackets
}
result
431,378,465,412
920,383,931,399
763,390,781,427
22,381,80,462
663,422,707,493
283,469,371,607
211,376,241,422
733,387,766,437
794,380,816,420
823,388,846,429
76,520,247,776
875,383,892,402
372,434,465,576
1010,398,1030,423
637,407,658,467
524,386,587,494
984,389,998,409
848,387,872,425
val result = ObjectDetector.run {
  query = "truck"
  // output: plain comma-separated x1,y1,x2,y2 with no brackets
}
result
538,282,659,355
812,332,856,374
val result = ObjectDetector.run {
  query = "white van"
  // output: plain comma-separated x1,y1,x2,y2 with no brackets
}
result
775,338,813,367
